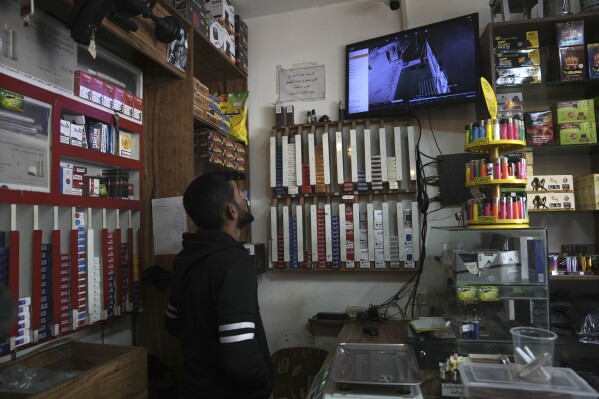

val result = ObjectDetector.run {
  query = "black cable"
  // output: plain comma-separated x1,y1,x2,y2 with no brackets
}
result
428,109,443,156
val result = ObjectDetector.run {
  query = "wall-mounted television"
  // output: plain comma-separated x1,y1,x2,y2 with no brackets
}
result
345,13,480,119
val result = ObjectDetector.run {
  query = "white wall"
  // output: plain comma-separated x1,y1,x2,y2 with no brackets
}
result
246,0,493,354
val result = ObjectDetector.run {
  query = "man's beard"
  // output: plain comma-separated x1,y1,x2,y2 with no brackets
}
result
233,201,254,229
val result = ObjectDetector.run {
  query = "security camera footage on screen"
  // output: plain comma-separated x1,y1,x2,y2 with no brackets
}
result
347,14,479,117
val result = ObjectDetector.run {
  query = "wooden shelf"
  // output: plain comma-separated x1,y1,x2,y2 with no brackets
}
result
528,144,599,157
269,266,420,272
192,29,246,83
60,144,142,170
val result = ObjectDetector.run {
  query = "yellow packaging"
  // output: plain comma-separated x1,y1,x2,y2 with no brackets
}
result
477,286,499,301
457,286,478,302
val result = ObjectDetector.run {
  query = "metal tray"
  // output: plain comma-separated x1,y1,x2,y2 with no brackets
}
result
329,343,422,386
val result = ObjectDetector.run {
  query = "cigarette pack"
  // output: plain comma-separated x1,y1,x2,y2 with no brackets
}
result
556,20,585,47
552,99,595,123
493,31,539,50
527,192,575,211
524,111,555,146
588,43,599,79
559,46,586,81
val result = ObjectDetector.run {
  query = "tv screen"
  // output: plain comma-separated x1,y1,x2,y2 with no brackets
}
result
345,13,480,119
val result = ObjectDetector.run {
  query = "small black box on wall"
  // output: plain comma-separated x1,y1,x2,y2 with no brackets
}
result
244,242,266,274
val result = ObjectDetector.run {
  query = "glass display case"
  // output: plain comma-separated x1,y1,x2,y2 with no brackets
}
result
426,227,549,353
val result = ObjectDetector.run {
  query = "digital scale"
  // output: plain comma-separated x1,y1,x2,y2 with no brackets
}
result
307,343,424,399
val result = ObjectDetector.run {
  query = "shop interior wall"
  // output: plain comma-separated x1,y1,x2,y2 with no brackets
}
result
246,0,493,354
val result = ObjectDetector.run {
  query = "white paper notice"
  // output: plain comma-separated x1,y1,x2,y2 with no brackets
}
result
152,197,187,255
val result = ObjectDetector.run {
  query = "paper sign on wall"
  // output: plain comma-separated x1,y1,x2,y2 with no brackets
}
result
278,65,325,102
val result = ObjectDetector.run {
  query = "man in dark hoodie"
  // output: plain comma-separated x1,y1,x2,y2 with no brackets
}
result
164,172,274,398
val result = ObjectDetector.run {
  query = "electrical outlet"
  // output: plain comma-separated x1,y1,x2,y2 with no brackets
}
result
416,291,429,306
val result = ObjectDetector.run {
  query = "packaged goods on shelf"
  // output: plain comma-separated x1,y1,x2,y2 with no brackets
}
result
588,44,599,79
559,46,587,81
102,169,130,199
525,111,555,146
210,20,227,54
527,191,576,211
575,174,599,210
236,48,248,74
496,66,542,86
193,77,209,96
494,49,540,67
557,121,597,144
497,92,523,118
206,0,235,33
60,119,71,144
526,175,573,192
74,71,100,104
556,20,585,47
493,31,539,50
552,99,595,123
234,14,247,52
173,0,209,38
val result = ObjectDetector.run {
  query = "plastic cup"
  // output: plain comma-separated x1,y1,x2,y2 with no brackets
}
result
511,327,557,383
510,327,557,365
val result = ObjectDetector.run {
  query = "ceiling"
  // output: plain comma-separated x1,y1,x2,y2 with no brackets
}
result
231,0,364,20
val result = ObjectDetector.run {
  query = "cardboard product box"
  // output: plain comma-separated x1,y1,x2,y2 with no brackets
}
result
60,119,71,144
113,86,125,113
527,192,575,211
557,121,597,144
193,77,209,96
576,174,599,210
224,32,236,63
174,0,209,38
101,81,114,109
123,91,134,117
552,99,595,123
84,176,100,197
60,166,73,195
236,48,248,74
133,96,143,121
234,14,248,52
207,0,235,33
496,92,523,117
559,45,587,81
556,20,585,47
210,20,226,53
588,43,599,79
526,175,573,192
496,66,542,86
494,48,540,68
70,124,86,147
74,70,96,102
493,31,539,50
525,111,555,146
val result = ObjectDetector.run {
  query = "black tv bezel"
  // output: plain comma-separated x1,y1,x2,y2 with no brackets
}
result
344,12,481,119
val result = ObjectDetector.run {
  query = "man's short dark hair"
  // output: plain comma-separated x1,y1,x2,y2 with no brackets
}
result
183,172,237,230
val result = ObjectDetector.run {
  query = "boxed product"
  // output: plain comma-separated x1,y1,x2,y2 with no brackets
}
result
496,66,542,86
60,119,71,144
133,96,143,121
552,99,595,123
113,86,125,113
224,32,236,63
234,14,248,52
497,92,523,117
556,20,585,47
527,192,575,211
74,71,98,103
102,81,114,109
173,0,209,38
588,43,599,79
236,48,248,74
575,174,599,210
494,48,540,67
123,91,134,117
526,175,573,192
524,111,554,146
559,45,586,81
70,124,86,147
206,0,235,33
557,121,597,144
210,20,226,53
493,31,539,50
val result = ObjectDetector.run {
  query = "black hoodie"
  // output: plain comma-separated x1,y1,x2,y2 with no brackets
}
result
165,230,274,398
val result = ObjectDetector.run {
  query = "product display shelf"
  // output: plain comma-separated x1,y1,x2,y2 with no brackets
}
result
465,138,529,227
269,119,420,271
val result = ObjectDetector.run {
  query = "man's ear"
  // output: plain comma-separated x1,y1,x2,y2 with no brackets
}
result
225,202,237,220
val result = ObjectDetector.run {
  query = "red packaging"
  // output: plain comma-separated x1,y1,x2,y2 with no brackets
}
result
133,96,143,120
113,86,126,113
74,70,94,102
102,81,115,109
123,91,134,117
90,76,104,105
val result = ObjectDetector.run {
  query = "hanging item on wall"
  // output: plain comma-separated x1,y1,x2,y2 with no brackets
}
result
218,91,249,145
167,26,188,72
278,65,325,102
